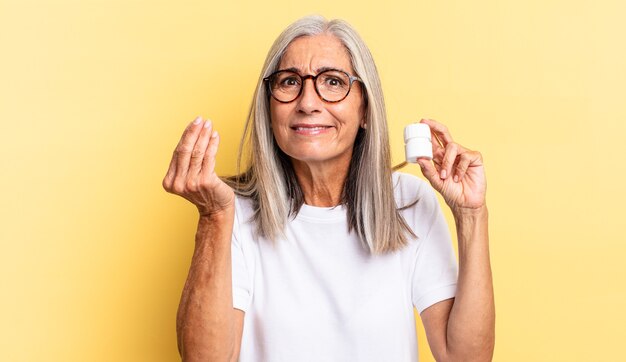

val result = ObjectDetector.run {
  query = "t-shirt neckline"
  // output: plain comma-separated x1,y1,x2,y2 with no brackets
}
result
297,203,347,222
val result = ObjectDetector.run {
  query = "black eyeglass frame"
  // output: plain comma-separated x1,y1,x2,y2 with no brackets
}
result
262,68,363,103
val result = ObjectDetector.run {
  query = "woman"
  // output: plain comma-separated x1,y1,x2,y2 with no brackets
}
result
163,15,494,362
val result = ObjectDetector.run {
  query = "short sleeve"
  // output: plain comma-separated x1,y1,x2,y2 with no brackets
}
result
411,187,459,315
231,198,252,313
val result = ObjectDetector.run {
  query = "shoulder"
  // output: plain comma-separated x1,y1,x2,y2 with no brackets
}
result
392,171,436,205
234,194,254,212
392,171,426,188
392,171,443,230
233,195,256,227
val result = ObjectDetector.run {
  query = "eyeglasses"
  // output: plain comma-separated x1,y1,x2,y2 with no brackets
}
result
263,68,363,103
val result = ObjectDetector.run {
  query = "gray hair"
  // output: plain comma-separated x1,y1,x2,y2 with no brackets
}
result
226,14,416,255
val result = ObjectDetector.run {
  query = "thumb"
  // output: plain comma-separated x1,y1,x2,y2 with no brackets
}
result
417,158,443,189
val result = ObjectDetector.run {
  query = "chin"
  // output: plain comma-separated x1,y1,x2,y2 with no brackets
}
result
286,150,332,163
278,141,350,165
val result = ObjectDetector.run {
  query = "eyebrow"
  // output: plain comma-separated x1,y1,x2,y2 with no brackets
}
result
280,66,346,74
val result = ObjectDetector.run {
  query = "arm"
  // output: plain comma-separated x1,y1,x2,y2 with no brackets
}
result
420,206,494,362
416,118,495,361
176,211,237,362
162,116,244,361
446,206,494,360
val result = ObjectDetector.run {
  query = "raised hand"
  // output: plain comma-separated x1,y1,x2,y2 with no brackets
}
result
416,118,487,212
162,116,235,218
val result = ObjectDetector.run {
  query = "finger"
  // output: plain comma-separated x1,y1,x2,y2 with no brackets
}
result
432,132,445,158
200,130,220,178
420,121,444,156
453,149,480,182
417,158,443,189
188,119,213,178
420,118,454,147
432,147,445,169
464,151,484,179
164,117,201,191
162,151,178,191
174,116,205,181
451,152,468,182
440,142,461,180
175,116,202,148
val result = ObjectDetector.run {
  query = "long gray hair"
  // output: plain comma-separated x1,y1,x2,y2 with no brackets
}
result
226,14,416,255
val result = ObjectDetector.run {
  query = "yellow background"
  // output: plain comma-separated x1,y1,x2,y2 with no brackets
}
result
1,0,624,361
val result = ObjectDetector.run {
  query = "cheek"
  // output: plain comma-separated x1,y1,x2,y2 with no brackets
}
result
334,105,364,132
338,91,365,125
269,111,293,151
270,101,292,124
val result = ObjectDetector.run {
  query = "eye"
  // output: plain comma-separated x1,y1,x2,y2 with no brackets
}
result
319,71,348,88
281,77,300,86
274,72,301,88
326,76,344,86
328,77,343,86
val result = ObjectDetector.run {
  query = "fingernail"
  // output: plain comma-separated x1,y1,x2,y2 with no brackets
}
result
204,119,212,128
441,169,447,179
193,116,202,125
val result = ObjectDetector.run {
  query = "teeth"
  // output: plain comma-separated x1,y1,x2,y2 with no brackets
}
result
295,126,327,131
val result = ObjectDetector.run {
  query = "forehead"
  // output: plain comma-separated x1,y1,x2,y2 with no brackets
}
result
278,34,354,74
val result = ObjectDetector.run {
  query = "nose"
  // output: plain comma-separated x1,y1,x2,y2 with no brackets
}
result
296,77,323,113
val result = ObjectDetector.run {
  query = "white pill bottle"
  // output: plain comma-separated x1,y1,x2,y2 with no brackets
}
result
404,123,433,162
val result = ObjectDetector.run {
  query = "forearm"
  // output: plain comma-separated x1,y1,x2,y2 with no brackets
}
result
446,205,495,361
177,210,236,362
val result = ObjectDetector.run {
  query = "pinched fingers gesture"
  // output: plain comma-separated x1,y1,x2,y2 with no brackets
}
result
416,118,487,211
162,116,234,217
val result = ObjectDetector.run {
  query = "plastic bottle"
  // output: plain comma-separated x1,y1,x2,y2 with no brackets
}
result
404,123,433,162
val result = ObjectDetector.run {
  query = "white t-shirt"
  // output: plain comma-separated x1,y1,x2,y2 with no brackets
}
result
231,172,458,362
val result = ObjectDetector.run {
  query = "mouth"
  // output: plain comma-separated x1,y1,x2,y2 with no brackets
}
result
290,124,333,135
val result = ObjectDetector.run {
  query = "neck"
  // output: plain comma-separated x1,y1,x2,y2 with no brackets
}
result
291,154,352,207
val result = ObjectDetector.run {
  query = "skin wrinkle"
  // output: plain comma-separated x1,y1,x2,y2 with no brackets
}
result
270,34,365,207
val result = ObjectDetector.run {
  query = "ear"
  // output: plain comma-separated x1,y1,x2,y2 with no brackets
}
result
360,118,367,129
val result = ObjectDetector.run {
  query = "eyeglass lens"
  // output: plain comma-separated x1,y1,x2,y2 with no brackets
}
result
269,70,351,102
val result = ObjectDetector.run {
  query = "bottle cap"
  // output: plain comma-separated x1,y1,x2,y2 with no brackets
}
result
404,123,431,142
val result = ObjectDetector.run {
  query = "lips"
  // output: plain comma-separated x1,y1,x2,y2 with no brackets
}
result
290,124,333,130
290,123,333,135
293,126,330,131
